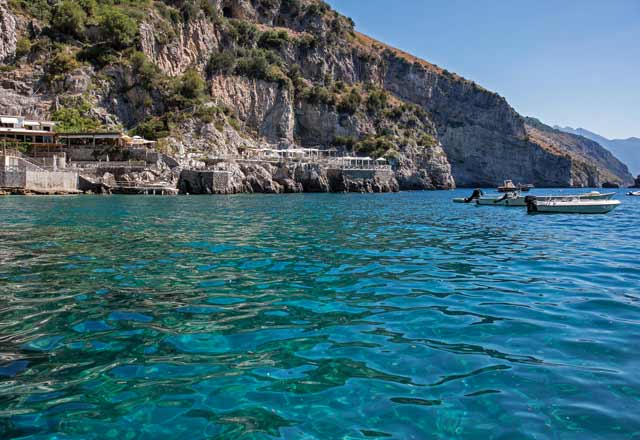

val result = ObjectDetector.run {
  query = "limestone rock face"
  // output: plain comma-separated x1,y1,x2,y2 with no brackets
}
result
381,57,567,187
140,17,219,76
0,0,16,61
211,76,295,143
394,144,455,190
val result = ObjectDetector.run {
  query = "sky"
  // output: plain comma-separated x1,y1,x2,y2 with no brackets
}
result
325,0,640,140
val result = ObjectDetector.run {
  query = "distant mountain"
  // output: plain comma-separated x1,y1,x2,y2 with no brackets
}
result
554,126,640,176
526,118,634,187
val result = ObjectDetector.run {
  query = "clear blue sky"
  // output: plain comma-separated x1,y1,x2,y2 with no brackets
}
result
326,0,640,140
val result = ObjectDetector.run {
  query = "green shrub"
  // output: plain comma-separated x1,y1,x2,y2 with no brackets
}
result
258,30,289,49
77,44,118,67
46,50,80,78
337,88,361,115
9,0,52,21
133,117,170,140
227,117,241,131
297,33,317,48
130,51,158,85
332,80,345,93
207,51,236,75
51,0,87,38
264,65,290,87
178,69,206,100
331,135,357,149
180,0,216,21
236,50,270,78
76,0,97,16
302,85,335,106
15,37,32,58
155,2,181,24
305,2,329,17
194,105,217,124
52,98,102,132
386,106,404,120
366,89,388,113
99,8,138,50
228,19,259,47
235,48,287,85
355,135,395,158
154,19,176,45
418,133,437,148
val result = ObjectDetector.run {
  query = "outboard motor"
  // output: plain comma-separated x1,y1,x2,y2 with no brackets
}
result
464,188,483,203
524,195,537,213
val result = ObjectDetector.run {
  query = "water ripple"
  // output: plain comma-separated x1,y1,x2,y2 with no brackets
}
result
0,191,639,439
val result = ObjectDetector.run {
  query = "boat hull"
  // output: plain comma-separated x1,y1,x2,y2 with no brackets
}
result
477,196,525,206
528,200,621,214
477,191,616,207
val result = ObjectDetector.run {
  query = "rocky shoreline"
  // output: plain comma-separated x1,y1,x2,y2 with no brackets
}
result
178,161,399,194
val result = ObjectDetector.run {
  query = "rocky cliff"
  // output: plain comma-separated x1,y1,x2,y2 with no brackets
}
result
0,0,629,191
525,118,634,187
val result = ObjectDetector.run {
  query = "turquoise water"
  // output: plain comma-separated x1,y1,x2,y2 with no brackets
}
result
1,190,639,439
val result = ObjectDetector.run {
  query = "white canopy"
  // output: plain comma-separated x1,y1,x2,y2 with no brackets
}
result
1,117,18,124
23,121,40,126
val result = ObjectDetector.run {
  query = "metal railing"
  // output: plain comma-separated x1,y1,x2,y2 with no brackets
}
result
70,161,147,169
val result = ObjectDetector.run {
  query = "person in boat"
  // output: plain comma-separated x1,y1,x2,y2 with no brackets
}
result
464,188,483,203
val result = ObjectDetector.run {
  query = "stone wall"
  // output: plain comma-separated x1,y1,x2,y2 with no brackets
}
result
327,168,399,193
0,170,26,187
179,170,232,194
25,170,78,192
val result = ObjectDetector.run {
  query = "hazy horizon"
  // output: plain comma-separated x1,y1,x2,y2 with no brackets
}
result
326,0,639,140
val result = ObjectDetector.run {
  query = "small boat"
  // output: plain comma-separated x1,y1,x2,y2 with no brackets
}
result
627,191,640,196
477,191,616,207
453,189,484,203
497,180,518,193
525,196,621,214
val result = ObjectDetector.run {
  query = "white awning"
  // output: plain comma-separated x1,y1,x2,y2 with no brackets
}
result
23,121,40,126
1,117,18,124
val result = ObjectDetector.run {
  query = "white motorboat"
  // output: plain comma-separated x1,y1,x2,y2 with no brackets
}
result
497,180,518,193
525,196,621,214
627,191,640,196
477,191,616,207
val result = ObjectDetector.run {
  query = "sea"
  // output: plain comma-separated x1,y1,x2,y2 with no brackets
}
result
1,189,639,439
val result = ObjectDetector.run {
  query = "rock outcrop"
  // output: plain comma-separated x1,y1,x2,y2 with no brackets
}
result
211,75,295,143
178,161,398,194
0,0,16,61
140,16,219,76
